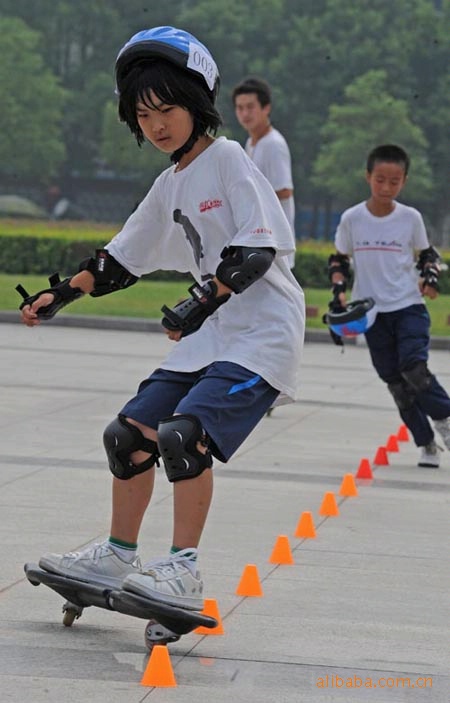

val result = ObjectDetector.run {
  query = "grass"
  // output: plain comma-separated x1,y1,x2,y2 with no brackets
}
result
0,218,118,241
3,273,449,336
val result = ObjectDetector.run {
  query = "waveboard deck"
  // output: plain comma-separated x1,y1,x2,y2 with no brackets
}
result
24,562,217,635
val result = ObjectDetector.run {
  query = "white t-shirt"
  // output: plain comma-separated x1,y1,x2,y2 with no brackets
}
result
335,201,429,312
106,137,305,400
245,128,296,267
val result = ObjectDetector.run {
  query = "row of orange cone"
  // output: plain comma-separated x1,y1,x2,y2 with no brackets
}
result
356,422,409,478
141,423,410,686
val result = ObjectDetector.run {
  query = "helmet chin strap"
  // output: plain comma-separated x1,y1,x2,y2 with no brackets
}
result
171,123,204,163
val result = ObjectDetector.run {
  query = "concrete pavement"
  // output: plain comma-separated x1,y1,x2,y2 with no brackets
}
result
0,321,449,702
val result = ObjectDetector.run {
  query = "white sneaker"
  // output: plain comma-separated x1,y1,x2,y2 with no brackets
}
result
39,541,141,588
434,417,450,451
417,441,440,468
122,548,203,610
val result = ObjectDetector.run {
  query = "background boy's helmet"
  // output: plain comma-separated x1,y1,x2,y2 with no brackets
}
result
115,26,220,100
325,298,377,337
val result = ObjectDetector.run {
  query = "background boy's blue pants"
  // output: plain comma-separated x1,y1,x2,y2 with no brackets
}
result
365,304,450,447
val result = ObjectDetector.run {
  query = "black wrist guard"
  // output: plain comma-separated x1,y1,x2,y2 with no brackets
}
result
16,273,84,320
328,253,350,282
326,281,347,315
422,265,440,291
322,281,346,346
331,280,346,301
161,281,231,337
416,246,441,290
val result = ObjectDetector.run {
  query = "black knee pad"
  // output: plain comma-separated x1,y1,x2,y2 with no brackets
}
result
103,415,159,480
157,414,213,483
387,380,416,411
401,361,433,394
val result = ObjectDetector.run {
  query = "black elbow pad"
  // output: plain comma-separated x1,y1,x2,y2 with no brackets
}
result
80,249,138,297
216,246,275,293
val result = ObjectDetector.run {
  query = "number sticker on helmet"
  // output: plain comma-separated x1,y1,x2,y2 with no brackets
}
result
187,42,218,91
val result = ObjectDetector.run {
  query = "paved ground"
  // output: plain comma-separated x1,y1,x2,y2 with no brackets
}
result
0,321,449,702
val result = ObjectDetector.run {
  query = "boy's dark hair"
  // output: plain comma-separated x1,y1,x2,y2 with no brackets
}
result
118,58,222,149
232,76,272,108
366,144,410,175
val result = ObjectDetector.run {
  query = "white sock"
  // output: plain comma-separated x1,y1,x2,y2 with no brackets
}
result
108,541,137,563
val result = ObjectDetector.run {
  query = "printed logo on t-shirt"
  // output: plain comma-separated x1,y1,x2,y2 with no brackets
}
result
354,238,402,252
199,199,223,213
173,208,204,265
250,227,273,235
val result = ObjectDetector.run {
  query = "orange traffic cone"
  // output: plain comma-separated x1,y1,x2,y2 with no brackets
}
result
294,511,317,539
235,564,263,597
194,598,224,635
386,434,399,452
140,645,177,687
373,446,389,466
319,491,339,516
269,535,294,564
355,458,373,479
397,424,410,442
339,473,358,497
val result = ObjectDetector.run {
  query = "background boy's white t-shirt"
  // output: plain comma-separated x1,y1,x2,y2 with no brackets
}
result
335,201,429,312
106,137,305,400
245,128,296,267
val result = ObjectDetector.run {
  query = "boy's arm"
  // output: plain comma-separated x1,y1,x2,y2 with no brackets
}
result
322,251,351,346
19,270,93,327
328,251,350,307
18,249,138,327
416,246,441,300
161,246,275,339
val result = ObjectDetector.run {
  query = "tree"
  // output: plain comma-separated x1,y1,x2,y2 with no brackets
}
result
312,70,432,205
0,17,66,181
0,0,448,236
268,0,442,194
0,0,190,175
176,0,289,130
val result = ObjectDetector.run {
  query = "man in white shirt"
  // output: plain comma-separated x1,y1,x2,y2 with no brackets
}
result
232,76,296,268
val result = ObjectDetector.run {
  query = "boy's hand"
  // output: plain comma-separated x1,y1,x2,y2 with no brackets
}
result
420,281,439,300
165,328,183,342
161,280,231,338
20,293,56,326
322,281,348,347
419,264,440,299
330,281,347,312
17,275,84,324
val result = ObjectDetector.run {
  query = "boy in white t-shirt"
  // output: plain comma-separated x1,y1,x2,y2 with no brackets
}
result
329,144,450,468
19,27,305,618
232,76,296,268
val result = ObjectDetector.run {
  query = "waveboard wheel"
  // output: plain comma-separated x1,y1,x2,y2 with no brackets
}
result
144,619,181,651
62,602,83,626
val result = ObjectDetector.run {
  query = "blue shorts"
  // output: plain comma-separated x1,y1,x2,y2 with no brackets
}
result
120,361,279,462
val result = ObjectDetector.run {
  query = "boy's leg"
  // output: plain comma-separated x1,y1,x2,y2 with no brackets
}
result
110,473,154,543
38,424,159,587
39,369,201,586
122,361,278,607
365,311,434,447
396,305,450,424
114,418,214,549
173,469,213,549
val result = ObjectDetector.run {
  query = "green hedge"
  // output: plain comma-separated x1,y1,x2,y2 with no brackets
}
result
0,235,190,282
1,234,449,292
